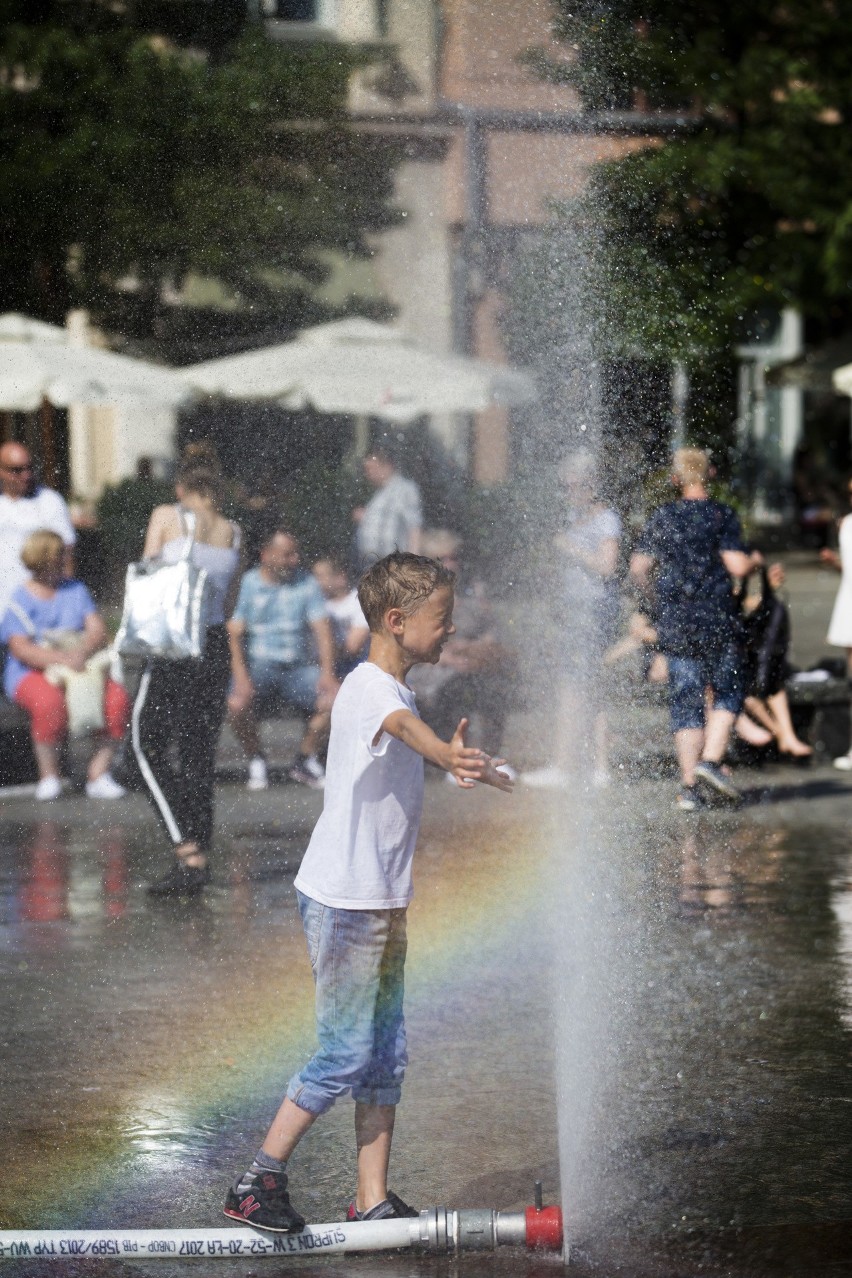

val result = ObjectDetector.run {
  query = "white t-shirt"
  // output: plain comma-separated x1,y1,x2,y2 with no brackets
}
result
294,662,424,909
325,588,368,649
0,487,76,619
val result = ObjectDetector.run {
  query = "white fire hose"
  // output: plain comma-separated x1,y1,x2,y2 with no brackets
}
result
0,1201,563,1261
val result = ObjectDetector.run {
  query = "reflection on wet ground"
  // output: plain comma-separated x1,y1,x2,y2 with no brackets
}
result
0,766,851,1276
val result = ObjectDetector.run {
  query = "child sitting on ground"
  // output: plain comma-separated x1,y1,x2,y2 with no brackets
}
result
225,551,514,1232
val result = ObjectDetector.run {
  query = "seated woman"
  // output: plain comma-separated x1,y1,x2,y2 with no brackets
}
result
735,561,811,758
0,529,130,800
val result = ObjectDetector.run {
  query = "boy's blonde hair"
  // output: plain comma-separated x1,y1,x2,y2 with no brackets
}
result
672,448,709,487
358,552,455,632
20,528,64,573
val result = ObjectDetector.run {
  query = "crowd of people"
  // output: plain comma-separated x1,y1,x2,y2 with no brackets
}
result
5,432,852,1232
2,435,852,888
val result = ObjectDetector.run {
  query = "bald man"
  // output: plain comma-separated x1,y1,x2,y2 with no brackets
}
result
0,442,75,619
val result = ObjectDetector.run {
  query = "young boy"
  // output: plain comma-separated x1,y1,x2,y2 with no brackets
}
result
311,555,370,679
224,552,513,1231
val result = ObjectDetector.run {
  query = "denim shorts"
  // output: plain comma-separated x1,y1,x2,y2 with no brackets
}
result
667,641,745,732
286,893,408,1115
248,661,319,715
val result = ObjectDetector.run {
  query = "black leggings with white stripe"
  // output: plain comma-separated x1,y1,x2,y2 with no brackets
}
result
132,625,231,851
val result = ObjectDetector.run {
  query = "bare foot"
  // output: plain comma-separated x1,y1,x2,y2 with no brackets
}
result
778,738,812,757
735,714,773,748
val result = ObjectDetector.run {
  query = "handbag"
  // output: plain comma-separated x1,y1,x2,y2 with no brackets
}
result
742,565,790,698
114,508,214,661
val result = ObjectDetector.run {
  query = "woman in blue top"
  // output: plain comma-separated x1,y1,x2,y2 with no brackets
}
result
0,529,130,801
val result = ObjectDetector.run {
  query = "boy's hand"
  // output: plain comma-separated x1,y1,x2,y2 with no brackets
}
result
446,718,488,788
480,756,515,793
447,720,514,793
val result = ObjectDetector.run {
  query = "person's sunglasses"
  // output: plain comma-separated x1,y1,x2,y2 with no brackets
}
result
1,464,33,474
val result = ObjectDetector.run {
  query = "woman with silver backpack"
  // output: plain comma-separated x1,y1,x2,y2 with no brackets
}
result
128,444,243,897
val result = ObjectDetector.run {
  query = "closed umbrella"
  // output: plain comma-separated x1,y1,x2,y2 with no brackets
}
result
184,318,536,422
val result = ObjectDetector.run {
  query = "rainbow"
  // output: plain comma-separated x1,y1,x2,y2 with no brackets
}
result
4,801,548,1230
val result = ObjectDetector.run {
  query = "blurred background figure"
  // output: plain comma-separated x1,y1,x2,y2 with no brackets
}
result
133,443,243,897
352,444,422,569
407,529,517,777
735,562,811,760
227,528,337,793
630,448,761,811
523,451,621,790
820,473,852,768
0,529,129,801
821,474,852,669
0,441,76,620
312,555,369,679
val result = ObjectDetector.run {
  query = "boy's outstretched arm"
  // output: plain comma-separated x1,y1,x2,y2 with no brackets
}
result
380,712,514,793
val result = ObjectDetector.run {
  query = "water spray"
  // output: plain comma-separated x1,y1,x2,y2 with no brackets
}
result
0,1188,562,1261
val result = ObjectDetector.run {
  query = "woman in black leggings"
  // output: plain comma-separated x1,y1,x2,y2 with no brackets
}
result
132,445,243,896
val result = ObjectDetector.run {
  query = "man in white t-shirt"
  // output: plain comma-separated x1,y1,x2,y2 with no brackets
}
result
0,442,76,621
225,551,514,1234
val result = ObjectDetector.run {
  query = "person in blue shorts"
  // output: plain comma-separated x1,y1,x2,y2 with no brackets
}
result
630,448,762,811
224,551,513,1232
227,528,338,791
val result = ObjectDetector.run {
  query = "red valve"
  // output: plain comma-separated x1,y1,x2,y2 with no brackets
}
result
524,1204,563,1251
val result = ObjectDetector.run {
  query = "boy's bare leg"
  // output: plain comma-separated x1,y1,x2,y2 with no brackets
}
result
354,1102,396,1212
260,1096,318,1163
674,727,703,785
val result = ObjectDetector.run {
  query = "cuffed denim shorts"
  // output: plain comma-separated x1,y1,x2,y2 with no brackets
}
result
286,892,408,1115
667,641,745,732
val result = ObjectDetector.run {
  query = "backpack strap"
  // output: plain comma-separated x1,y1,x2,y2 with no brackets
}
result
176,504,197,561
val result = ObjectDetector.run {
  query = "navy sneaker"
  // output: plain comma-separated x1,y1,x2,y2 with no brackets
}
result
346,1191,418,1221
675,785,704,812
693,760,742,804
224,1169,305,1233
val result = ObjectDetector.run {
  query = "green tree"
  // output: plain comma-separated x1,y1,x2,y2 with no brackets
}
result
527,2,852,359
0,1,402,356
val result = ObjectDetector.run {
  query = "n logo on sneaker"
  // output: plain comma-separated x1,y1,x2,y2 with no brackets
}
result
240,1196,261,1218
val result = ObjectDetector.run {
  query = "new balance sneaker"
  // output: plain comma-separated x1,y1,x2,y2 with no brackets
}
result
693,760,742,804
346,1192,418,1222
247,756,269,791
675,785,704,812
224,1169,305,1233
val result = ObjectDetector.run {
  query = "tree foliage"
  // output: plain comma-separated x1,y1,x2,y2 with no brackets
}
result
0,1,403,357
536,1,852,357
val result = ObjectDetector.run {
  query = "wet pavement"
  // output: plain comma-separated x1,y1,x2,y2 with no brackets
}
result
0,554,851,1275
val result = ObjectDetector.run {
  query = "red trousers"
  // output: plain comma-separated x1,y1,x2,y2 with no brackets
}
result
15,671,131,745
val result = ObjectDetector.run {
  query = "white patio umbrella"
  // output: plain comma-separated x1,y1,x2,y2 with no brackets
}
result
0,312,192,410
184,318,536,422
